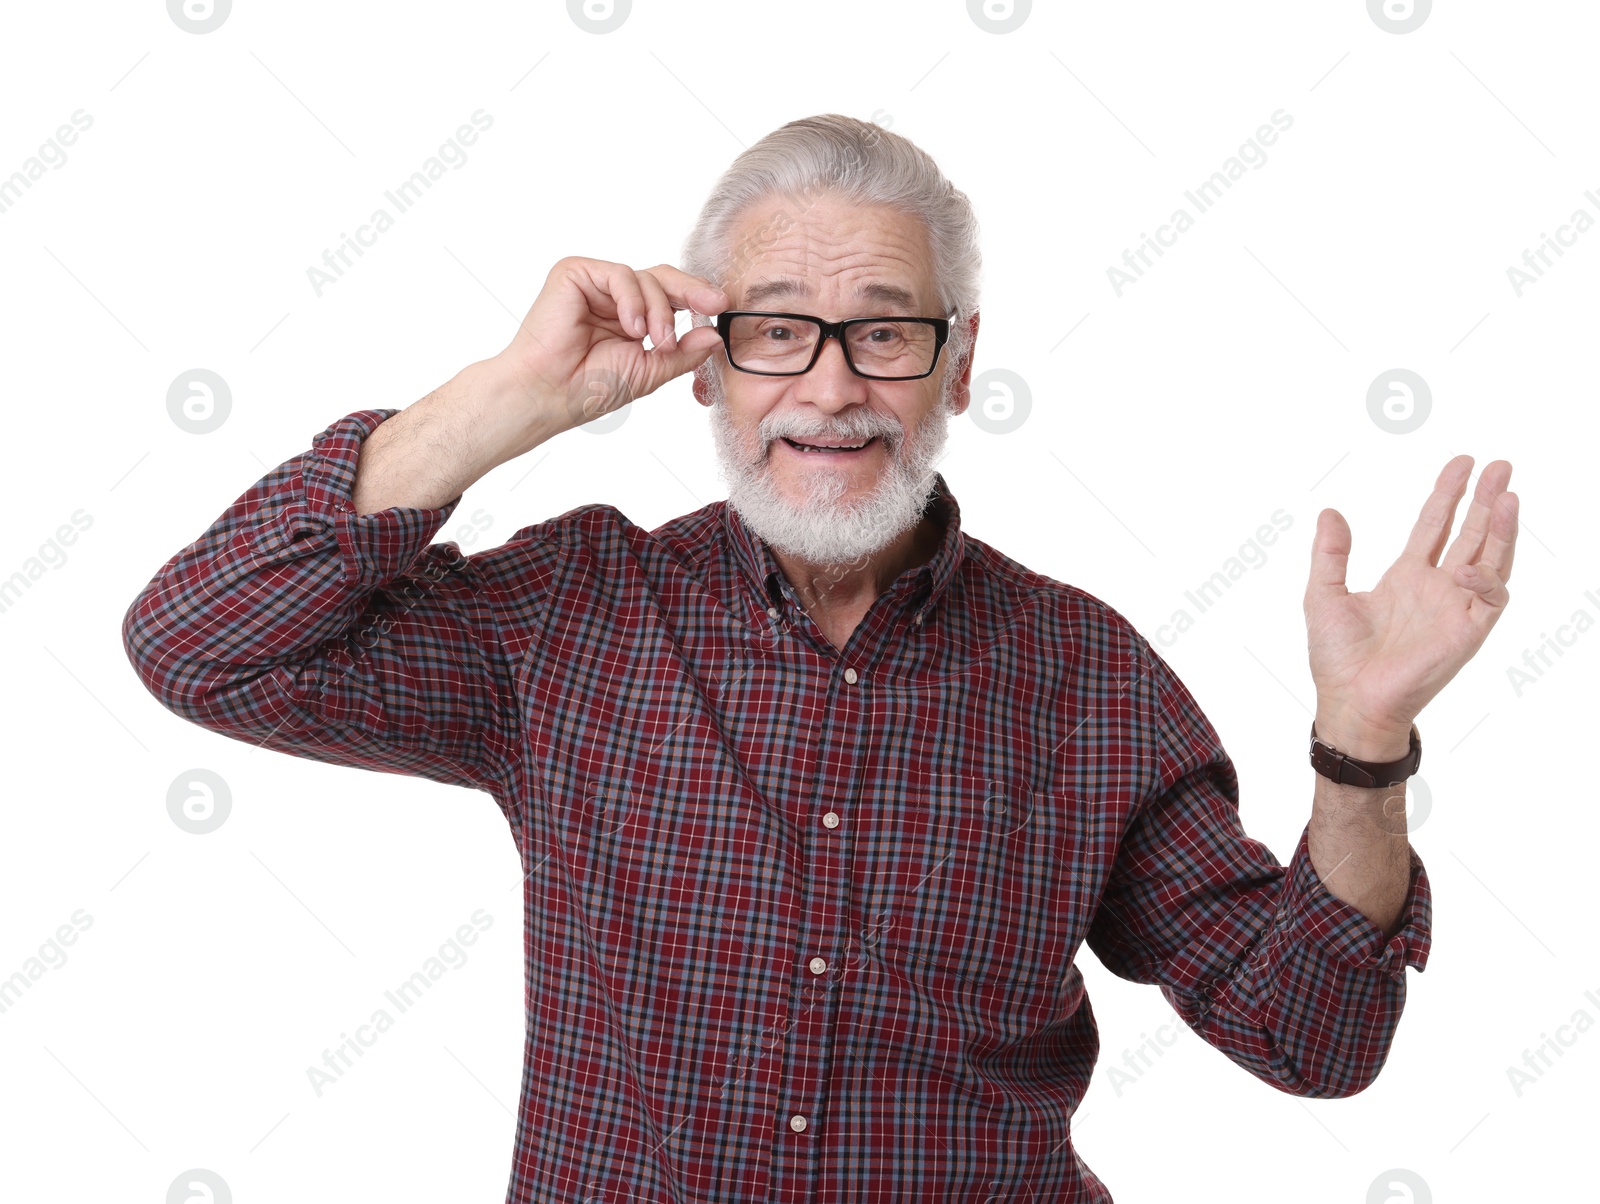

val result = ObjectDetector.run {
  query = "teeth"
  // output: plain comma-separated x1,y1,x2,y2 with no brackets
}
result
787,438,870,451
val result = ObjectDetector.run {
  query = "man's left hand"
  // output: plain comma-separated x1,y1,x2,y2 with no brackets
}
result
1305,455,1519,760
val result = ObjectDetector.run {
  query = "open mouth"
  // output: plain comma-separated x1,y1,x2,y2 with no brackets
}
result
779,436,881,455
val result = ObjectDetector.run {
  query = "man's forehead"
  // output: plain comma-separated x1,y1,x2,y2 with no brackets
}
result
739,275,922,313
723,196,935,313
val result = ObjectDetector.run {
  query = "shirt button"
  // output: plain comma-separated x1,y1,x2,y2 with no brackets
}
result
808,956,827,975
843,667,858,684
767,606,779,618
822,811,840,829
789,1114,808,1133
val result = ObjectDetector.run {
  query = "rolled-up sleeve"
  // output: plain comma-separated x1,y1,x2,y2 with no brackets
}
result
122,408,535,804
1085,632,1432,1099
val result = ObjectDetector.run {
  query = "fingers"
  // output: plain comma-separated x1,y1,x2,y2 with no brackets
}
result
1453,554,1511,617
635,269,677,350
1304,508,1352,609
635,325,725,398
635,265,728,354
1478,489,1519,585
1441,459,1513,570
553,258,644,339
641,263,729,317
560,259,728,346
1400,454,1473,565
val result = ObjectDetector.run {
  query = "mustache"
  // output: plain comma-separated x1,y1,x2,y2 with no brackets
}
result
758,415,903,446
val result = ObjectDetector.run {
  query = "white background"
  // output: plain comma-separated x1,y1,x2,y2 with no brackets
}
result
1,1,1594,1200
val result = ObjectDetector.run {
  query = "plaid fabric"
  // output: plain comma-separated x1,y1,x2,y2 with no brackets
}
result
123,408,1430,1203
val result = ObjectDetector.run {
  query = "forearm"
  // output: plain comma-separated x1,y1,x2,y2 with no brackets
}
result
352,354,564,514
1306,706,1416,936
124,409,452,719
123,406,523,789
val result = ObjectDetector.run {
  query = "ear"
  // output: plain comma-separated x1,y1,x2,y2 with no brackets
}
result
945,311,980,416
691,355,721,408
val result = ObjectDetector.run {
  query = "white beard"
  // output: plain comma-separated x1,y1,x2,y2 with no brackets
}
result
707,372,953,565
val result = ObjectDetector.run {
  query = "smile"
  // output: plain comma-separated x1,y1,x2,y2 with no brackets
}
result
779,436,880,454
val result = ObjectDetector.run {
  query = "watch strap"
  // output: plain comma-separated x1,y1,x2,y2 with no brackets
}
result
1309,721,1421,788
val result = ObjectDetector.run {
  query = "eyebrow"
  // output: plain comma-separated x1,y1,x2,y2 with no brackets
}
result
741,276,921,314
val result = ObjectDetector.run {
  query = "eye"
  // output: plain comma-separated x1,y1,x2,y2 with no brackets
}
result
860,323,905,344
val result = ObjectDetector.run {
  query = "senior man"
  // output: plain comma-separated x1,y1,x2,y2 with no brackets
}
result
124,114,1518,1201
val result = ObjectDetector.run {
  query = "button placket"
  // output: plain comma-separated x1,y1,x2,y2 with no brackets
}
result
766,655,861,1191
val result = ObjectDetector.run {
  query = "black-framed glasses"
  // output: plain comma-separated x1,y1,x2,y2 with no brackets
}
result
714,310,953,380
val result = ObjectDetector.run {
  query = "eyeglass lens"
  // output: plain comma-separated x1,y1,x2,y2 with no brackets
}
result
727,315,938,378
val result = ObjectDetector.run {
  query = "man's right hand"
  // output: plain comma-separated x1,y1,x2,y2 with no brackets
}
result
499,257,730,437
351,259,730,515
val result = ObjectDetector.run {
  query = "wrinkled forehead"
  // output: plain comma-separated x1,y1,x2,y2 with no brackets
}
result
720,193,938,318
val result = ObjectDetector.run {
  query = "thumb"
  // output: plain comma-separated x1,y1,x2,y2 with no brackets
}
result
1306,508,1351,611
640,325,724,395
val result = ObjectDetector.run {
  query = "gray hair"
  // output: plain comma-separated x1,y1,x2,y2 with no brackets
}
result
681,113,982,399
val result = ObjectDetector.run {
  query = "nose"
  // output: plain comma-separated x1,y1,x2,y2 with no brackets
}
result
797,332,870,414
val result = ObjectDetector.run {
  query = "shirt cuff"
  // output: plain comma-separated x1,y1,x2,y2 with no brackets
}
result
298,408,464,588
1278,824,1432,979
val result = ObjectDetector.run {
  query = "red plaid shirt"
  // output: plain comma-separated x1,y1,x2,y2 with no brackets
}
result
123,408,1430,1202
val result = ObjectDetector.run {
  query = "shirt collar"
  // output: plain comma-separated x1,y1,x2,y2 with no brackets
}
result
721,472,965,624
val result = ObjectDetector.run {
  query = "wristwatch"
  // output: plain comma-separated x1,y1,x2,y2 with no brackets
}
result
1309,721,1421,788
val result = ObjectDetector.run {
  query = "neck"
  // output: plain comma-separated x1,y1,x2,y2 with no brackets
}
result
771,504,945,620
